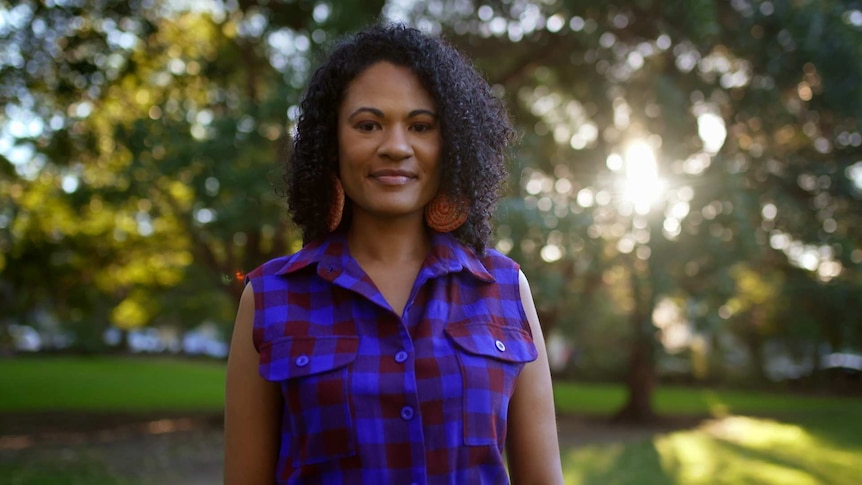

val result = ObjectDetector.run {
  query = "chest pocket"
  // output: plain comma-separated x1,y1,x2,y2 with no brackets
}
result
258,335,359,466
445,321,538,447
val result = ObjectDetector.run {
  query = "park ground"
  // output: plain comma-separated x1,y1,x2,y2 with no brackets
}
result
1,357,860,484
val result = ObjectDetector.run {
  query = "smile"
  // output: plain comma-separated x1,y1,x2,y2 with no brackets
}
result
369,170,417,185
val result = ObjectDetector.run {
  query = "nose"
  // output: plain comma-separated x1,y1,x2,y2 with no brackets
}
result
378,125,413,160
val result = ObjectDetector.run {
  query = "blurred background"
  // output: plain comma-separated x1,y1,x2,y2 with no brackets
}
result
1,0,861,483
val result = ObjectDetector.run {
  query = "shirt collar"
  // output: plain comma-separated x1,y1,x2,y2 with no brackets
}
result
272,230,495,283
272,232,345,277
425,231,496,283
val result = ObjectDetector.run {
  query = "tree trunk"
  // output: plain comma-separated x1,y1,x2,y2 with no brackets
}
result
614,220,663,423
612,273,658,422
745,323,767,384
613,332,657,423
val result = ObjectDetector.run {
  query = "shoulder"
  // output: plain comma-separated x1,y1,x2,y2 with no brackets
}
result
477,248,521,284
479,248,520,271
246,255,294,279
246,238,329,280
439,235,520,285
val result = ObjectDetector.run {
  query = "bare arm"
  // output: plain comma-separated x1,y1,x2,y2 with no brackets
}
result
224,282,282,485
506,270,564,484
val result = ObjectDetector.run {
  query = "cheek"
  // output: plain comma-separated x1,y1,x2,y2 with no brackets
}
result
424,136,443,179
430,143,443,181
336,132,361,176
336,129,349,162
427,161,443,195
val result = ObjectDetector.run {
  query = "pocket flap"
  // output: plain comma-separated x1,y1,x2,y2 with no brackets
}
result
259,335,359,381
445,322,538,364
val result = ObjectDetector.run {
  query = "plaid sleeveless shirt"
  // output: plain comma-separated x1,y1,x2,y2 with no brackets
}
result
245,230,538,484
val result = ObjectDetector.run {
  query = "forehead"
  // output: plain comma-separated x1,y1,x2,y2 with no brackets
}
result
340,62,435,110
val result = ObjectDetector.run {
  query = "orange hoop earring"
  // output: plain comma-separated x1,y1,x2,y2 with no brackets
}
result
425,194,468,233
327,178,345,232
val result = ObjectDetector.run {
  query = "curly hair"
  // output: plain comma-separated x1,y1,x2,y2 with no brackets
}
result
286,23,514,253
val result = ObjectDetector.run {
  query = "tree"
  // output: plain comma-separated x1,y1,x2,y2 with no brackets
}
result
395,0,862,420
0,0,386,341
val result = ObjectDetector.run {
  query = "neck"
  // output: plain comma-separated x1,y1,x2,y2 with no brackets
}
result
346,213,432,265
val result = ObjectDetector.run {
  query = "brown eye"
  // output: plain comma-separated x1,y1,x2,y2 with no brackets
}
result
411,122,434,133
356,121,379,132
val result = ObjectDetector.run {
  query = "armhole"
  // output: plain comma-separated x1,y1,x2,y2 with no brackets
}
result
242,277,264,354
513,265,536,340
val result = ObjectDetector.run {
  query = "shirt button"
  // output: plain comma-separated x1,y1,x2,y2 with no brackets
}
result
295,355,309,367
400,406,414,421
495,340,506,352
394,350,408,363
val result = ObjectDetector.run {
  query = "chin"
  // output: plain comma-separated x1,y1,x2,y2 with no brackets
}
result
369,198,424,214
358,204,424,220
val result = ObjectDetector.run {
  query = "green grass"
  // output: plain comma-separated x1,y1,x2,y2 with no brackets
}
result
562,411,862,484
553,382,862,484
2,357,860,484
553,381,858,416
0,356,226,413
3,356,853,417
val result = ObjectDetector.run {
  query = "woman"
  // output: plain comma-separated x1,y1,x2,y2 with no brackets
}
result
225,23,563,484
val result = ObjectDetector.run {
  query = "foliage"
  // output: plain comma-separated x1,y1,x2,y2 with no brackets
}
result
0,0,387,339
394,0,862,416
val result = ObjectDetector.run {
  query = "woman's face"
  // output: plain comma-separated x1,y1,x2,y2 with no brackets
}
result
337,61,442,224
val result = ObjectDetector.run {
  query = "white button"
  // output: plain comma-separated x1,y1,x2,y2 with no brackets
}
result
495,340,506,352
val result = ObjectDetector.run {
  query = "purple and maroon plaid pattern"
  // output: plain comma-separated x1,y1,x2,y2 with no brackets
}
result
245,230,538,484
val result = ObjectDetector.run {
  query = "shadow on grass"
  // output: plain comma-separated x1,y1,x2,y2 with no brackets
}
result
0,411,225,485
0,452,135,485
563,438,675,485
561,410,862,485
785,408,862,450
559,416,683,485
706,436,834,484
699,413,862,484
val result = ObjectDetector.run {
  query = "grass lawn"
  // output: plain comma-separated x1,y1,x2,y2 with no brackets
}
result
561,412,862,485
0,356,226,413
553,381,858,416
554,381,862,484
2,356,854,416
1,357,860,484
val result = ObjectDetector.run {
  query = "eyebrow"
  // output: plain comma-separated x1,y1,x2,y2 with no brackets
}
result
347,107,437,121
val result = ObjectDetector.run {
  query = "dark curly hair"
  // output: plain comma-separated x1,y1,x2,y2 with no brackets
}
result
286,23,514,253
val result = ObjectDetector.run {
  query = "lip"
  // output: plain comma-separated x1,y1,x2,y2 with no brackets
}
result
369,169,417,185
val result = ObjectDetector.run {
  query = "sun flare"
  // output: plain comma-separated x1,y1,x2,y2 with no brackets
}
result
622,140,665,214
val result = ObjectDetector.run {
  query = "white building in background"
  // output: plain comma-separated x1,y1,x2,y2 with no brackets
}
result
545,331,574,373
